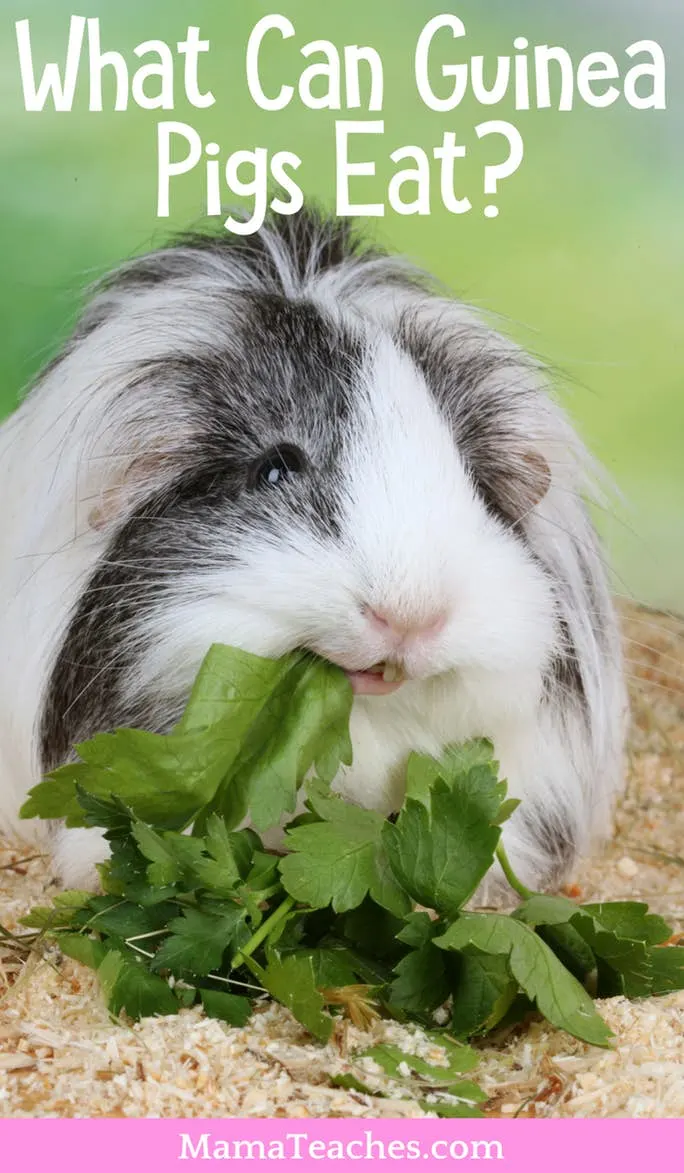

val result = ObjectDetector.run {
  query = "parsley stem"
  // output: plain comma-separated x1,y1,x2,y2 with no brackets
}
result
495,843,533,901
231,895,296,971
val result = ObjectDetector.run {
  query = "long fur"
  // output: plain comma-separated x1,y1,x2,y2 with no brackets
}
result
0,209,628,894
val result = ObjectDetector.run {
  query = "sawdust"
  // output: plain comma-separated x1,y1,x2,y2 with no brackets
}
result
1,603,682,1119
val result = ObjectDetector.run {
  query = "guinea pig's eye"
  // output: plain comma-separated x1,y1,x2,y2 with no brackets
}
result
249,444,307,489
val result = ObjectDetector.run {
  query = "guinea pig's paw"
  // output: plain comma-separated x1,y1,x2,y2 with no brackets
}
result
50,825,109,892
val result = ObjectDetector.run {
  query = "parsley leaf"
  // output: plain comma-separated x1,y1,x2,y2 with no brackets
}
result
279,787,410,916
199,989,252,1026
203,652,353,833
389,913,451,1017
97,949,179,1018
383,762,505,917
647,945,684,994
260,954,334,1043
359,1035,479,1081
151,906,248,977
435,913,613,1046
20,645,352,836
449,947,519,1038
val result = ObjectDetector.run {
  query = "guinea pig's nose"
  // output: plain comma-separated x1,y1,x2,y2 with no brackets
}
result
365,605,447,640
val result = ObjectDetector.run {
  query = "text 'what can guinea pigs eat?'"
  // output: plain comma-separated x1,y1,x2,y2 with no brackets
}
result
15,16,665,232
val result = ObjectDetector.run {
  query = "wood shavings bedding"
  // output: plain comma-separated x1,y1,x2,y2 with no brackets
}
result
1,603,682,1119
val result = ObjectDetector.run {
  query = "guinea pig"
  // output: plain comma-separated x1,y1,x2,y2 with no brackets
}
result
0,207,627,897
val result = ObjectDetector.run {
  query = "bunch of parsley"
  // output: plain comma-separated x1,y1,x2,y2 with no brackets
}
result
17,645,684,1114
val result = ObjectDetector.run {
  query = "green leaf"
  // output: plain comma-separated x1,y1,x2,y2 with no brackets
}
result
19,763,100,823
279,789,410,916
56,933,109,970
441,739,498,771
74,788,134,835
320,943,394,989
572,917,653,998
419,1078,488,1117
580,902,672,945
647,946,684,994
260,954,333,1043
516,896,678,998
492,798,521,825
516,896,673,946
341,900,406,961
157,834,222,887
97,950,179,1019
20,725,228,829
439,1079,488,1104
389,914,450,1017
101,863,177,909
177,644,292,739
389,945,450,1017
130,818,253,898
76,895,177,942
537,923,596,981
208,653,353,833
370,846,414,919
436,913,613,1047
132,821,186,886
396,911,440,949
383,768,504,918
404,740,498,808
512,893,581,927
20,889,91,930
330,1073,377,1096
95,949,126,1006
200,814,247,890
358,1034,479,1082
98,835,153,900
151,906,247,976
294,948,359,990
21,646,352,836
449,947,519,1038
515,895,676,993
404,753,444,809
199,988,252,1026
238,851,281,920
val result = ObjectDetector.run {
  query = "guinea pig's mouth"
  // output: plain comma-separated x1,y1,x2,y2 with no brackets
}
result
343,661,407,697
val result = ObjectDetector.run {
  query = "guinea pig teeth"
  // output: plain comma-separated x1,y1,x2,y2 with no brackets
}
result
382,662,406,683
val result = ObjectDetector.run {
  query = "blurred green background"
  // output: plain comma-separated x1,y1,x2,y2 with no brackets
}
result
1,0,682,609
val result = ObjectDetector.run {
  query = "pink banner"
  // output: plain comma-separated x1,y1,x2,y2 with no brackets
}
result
0,1119,680,1171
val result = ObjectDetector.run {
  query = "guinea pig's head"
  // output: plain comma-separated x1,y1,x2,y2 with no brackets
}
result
40,211,573,761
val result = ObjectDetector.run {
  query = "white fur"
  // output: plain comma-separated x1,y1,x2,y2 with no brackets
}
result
0,223,628,895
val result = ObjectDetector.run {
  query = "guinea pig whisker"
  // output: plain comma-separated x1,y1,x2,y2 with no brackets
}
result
622,639,684,672
583,606,683,645
80,580,175,596
93,558,187,573
624,674,683,698
623,650,683,678
530,511,632,589
14,543,79,560
60,659,130,719
612,595,684,623
82,448,182,463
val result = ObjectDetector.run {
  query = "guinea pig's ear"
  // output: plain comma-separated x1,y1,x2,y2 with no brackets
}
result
518,449,552,510
87,450,175,531
489,448,552,523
